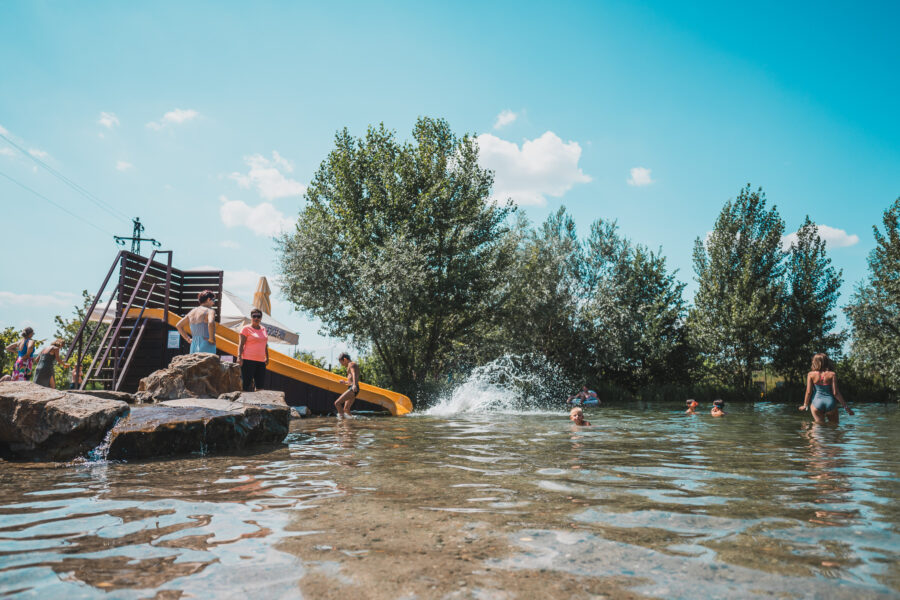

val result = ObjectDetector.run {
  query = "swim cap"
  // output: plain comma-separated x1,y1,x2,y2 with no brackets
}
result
713,399,724,407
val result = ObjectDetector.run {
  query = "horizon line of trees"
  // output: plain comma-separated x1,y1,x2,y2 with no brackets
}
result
5,118,895,407
275,117,899,406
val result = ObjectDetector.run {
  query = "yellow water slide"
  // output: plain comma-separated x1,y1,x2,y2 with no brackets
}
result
132,308,412,416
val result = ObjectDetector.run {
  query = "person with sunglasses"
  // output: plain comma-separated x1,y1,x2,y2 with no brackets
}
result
238,308,269,391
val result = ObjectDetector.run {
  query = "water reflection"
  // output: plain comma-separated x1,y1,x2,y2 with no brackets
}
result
0,403,896,599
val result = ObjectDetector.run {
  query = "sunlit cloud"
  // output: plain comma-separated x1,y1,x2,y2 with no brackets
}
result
477,131,591,205
627,167,654,186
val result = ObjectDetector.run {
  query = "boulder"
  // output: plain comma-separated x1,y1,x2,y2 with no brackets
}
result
0,381,129,461
105,397,289,460
69,389,136,404
136,353,241,403
217,389,288,409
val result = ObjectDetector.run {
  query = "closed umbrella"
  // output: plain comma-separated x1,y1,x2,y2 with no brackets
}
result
253,276,272,315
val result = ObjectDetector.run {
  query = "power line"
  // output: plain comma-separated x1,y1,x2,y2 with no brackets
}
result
0,169,115,238
0,132,131,224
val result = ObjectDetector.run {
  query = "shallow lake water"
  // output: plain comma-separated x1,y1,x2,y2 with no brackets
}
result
0,401,897,599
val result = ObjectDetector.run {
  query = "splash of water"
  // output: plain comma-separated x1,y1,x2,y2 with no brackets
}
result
87,425,116,462
423,355,574,416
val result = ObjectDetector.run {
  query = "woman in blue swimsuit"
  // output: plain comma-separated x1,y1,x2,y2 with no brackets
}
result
799,353,853,424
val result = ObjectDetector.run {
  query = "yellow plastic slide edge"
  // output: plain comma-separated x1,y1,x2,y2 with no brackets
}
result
130,308,412,416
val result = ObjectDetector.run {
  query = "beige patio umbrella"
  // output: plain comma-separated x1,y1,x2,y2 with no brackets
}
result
252,276,272,315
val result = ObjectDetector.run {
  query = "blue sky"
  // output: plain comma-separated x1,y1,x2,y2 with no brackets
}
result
1,0,897,359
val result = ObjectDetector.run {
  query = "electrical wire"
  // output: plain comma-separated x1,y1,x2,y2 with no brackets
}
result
0,169,115,237
0,132,131,224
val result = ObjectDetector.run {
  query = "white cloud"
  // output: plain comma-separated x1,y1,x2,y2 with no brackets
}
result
98,112,120,129
28,148,49,159
627,166,654,186
0,291,77,308
0,147,14,157
116,160,133,171
220,240,240,249
782,224,860,251
493,109,519,129
476,131,591,205
146,108,200,130
0,124,7,135
219,195,293,237
229,151,306,200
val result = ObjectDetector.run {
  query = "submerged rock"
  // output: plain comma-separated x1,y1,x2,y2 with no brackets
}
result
0,381,129,461
106,396,289,460
135,353,241,403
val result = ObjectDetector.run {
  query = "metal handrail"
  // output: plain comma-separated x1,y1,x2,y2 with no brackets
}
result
75,281,120,369
111,282,158,386
90,251,159,384
65,250,124,361
115,320,148,391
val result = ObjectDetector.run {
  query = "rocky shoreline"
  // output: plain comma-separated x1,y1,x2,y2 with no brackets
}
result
0,354,290,462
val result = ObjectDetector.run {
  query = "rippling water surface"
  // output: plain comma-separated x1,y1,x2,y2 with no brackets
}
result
0,402,897,599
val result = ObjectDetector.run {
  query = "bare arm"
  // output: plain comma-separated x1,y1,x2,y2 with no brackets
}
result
800,373,813,410
238,334,246,365
176,316,191,343
5,341,18,352
350,362,360,386
206,309,216,344
832,375,853,415
53,347,69,369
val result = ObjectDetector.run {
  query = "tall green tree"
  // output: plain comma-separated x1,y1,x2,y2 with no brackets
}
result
583,219,689,389
689,185,785,390
845,197,900,392
278,118,515,401
500,209,689,391
772,217,845,383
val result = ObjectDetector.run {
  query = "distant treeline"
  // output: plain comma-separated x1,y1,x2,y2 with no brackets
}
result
281,118,892,405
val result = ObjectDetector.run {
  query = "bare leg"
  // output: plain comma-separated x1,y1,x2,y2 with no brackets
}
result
825,409,840,425
49,375,55,390
334,389,355,416
810,405,826,424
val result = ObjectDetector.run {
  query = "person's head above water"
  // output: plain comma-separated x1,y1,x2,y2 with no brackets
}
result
686,399,699,409
569,407,589,425
712,399,725,410
810,353,834,372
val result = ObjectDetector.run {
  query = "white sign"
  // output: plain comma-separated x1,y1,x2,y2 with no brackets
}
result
167,331,181,349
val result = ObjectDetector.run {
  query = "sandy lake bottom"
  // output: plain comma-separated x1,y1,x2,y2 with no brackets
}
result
0,402,897,599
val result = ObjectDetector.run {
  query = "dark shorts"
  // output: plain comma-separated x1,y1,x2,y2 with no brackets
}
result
348,384,359,395
241,359,266,391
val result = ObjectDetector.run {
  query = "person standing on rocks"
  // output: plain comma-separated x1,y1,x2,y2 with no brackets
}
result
5,327,36,382
238,308,268,391
176,290,218,354
32,338,69,389
334,352,360,417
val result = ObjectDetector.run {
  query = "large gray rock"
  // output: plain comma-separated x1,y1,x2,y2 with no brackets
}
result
69,389,136,404
217,389,288,408
105,397,289,460
135,353,241,403
0,381,129,460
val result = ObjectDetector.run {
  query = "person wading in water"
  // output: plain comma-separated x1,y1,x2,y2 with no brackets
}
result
334,352,360,417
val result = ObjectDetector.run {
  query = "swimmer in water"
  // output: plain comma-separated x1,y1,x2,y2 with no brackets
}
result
711,399,726,417
685,399,699,414
569,407,591,426
799,353,853,424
